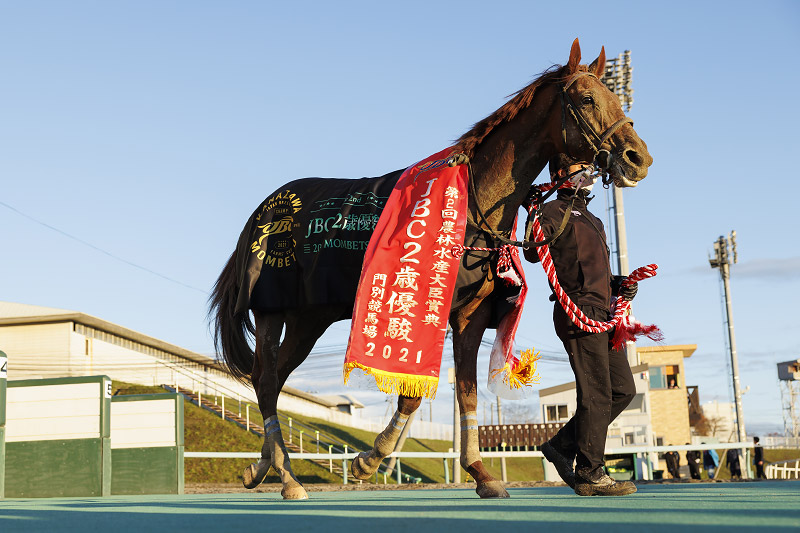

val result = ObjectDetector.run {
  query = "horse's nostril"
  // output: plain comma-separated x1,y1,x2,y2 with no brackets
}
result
625,150,643,167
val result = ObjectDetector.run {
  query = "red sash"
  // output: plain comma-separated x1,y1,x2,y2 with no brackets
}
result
344,148,467,398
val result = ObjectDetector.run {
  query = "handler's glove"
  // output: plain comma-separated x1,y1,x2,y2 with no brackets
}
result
621,281,638,301
611,275,638,301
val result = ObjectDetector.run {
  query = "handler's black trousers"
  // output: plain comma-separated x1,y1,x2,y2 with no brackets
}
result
548,303,636,473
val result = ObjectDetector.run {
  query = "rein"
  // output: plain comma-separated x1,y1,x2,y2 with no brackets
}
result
451,162,598,268
455,71,633,254
462,161,588,250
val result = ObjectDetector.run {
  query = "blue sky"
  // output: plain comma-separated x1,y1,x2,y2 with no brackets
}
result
2,1,799,433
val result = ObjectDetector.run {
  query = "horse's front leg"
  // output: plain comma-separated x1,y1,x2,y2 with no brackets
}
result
452,293,510,499
351,395,421,480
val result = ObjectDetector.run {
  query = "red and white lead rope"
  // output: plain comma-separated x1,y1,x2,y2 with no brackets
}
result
451,243,521,285
530,209,662,348
450,185,663,349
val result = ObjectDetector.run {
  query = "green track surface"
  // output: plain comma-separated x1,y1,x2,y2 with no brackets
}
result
1,481,798,532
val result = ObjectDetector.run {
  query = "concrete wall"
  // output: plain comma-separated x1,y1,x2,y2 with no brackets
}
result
0,323,72,379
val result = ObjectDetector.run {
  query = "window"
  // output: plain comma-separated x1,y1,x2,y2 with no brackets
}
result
649,366,665,389
665,365,680,389
649,365,681,390
545,404,569,422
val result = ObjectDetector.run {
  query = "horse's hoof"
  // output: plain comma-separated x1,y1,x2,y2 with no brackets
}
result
242,461,270,489
281,481,309,500
476,481,510,499
350,452,376,480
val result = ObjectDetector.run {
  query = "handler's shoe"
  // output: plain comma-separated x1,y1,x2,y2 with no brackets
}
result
541,441,576,488
574,469,637,496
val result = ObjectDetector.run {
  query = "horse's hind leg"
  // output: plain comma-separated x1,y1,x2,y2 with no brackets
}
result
242,311,283,491
351,395,421,480
452,295,510,499
246,307,341,500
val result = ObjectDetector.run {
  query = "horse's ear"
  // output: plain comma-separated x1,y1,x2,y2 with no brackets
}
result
589,46,606,78
567,38,581,73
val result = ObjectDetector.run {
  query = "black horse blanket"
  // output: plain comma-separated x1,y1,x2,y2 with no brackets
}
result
234,170,521,327
234,169,402,317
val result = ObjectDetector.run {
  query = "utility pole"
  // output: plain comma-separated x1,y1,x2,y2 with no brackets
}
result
709,232,748,454
604,50,638,366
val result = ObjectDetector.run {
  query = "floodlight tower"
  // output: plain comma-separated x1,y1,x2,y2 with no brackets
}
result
777,359,800,439
603,51,637,365
709,231,747,445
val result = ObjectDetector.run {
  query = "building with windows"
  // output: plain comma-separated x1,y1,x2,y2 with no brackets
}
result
539,363,653,447
538,344,698,478
637,344,696,449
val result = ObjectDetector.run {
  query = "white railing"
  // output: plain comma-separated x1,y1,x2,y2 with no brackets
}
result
766,459,800,479
185,443,760,485
153,358,454,440
761,436,800,448
184,450,540,485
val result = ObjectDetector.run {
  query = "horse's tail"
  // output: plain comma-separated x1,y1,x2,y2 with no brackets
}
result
209,250,254,382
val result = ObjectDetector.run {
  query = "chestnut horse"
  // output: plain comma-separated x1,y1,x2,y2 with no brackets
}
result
210,39,652,500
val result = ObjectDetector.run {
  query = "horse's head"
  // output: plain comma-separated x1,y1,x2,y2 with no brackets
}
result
557,39,653,187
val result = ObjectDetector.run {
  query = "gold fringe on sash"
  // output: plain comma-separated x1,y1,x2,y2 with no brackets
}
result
343,362,439,399
490,348,542,390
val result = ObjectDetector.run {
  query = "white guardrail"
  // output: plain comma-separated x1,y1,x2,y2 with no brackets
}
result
185,442,761,485
766,459,800,480
184,441,759,460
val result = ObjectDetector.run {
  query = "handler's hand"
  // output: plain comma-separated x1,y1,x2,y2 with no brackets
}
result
621,281,638,302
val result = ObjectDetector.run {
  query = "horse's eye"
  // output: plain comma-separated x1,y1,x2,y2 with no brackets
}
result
582,95,594,106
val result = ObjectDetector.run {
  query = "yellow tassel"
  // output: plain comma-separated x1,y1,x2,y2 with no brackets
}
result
489,348,542,390
344,362,439,399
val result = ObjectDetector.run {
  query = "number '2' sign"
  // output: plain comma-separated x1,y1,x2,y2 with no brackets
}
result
0,356,7,379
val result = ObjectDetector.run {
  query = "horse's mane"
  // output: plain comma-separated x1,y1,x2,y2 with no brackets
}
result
455,63,588,158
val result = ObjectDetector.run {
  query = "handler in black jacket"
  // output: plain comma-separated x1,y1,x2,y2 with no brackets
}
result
526,156,638,496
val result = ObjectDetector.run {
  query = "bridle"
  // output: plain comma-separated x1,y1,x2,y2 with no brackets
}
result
560,71,633,184
461,71,632,251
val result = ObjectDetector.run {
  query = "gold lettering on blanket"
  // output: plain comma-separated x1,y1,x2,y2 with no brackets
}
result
250,190,302,268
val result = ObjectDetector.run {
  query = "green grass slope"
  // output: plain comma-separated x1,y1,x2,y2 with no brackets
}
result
111,381,545,484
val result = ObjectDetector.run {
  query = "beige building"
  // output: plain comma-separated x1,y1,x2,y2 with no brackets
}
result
539,344,698,478
637,344,696,449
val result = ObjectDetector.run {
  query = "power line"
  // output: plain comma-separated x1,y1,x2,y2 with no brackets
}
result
0,199,209,295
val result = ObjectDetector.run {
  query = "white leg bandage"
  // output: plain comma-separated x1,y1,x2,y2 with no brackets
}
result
460,411,481,467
